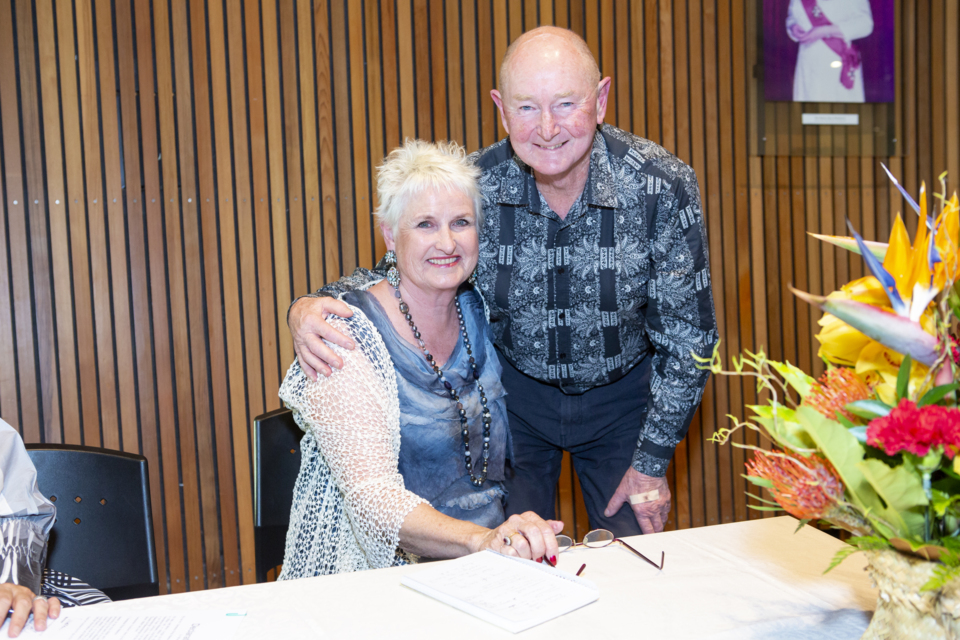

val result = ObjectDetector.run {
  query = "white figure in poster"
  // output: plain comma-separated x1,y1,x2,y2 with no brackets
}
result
786,0,873,102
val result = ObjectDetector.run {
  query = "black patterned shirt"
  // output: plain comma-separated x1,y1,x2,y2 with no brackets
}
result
472,125,717,476
300,124,717,477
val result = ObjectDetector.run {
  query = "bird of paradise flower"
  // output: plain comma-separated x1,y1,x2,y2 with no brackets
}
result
793,166,960,402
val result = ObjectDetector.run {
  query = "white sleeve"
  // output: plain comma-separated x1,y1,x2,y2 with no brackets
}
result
830,0,874,41
785,0,806,42
279,311,427,568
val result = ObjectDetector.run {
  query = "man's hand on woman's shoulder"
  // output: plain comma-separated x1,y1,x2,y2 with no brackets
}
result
289,296,356,380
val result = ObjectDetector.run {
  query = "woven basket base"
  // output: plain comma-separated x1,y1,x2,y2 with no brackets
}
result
861,549,960,640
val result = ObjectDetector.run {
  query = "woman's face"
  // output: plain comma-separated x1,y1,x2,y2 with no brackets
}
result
383,187,479,298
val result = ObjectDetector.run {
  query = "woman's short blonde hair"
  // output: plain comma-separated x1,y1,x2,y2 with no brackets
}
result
374,139,483,234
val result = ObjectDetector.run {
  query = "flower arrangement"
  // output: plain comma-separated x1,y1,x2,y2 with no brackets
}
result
701,167,960,592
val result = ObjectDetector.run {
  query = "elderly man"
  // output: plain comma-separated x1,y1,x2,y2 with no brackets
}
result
288,26,717,536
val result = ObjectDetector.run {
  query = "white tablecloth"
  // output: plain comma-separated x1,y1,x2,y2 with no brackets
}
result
86,516,877,638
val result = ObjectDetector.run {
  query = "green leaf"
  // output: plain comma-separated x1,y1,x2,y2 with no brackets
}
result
845,400,893,420
769,361,817,398
848,535,893,550
848,426,868,444
931,488,960,518
749,403,816,452
796,407,877,515
918,383,960,407
745,491,782,507
897,354,913,401
859,458,929,511
949,286,960,323
923,565,960,592
824,545,860,573
795,519,810,533
743,474,774,489
835,412,857,429
747,505,786,512
797,406,917,538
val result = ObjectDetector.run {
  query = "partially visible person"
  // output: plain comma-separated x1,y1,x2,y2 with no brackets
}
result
278,140,562,580
0,418,60,637
787,0,874,102
0,418,111,637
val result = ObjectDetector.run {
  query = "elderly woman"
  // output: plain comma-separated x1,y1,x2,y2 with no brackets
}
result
278,140,561,578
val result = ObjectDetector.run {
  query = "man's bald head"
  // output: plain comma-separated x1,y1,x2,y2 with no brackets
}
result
498,27,601,98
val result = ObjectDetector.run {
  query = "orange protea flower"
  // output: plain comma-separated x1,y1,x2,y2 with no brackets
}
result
746,450,844,521
802,367,872,422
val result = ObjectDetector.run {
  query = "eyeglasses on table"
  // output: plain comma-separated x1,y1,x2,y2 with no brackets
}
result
554,529,665,573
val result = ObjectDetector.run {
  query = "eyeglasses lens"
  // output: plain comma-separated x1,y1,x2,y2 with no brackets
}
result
583,529,615,548
556,535,574,552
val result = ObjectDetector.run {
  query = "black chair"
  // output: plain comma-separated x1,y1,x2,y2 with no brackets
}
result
25,444,159,601
254,408,304,582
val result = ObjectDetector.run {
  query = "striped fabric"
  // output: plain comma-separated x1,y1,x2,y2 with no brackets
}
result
40,569,110,608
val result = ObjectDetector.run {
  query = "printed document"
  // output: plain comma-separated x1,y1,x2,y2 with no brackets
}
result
0,608,246,639
401,550,599,633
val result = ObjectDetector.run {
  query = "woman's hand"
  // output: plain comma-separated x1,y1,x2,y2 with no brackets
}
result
0,585,61,637
797,24,844,44
477,512,564,564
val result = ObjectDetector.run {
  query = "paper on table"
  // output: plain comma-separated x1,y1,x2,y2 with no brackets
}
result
401,550,599,633
1,608,247,640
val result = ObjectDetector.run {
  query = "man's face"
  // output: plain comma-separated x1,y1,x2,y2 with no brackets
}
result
492,47,609,180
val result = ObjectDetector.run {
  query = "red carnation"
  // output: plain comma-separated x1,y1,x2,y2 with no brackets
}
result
866,399,960,458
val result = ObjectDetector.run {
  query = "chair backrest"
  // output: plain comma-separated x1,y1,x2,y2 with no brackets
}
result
25,444,159,601
253,408,304,582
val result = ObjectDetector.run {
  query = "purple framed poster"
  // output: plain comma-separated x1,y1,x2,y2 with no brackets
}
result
763,0,895,103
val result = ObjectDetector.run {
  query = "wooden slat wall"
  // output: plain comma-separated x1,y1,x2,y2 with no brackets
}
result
0,0,956,593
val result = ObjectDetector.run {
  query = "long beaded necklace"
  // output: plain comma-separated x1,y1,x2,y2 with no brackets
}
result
393,283,491,487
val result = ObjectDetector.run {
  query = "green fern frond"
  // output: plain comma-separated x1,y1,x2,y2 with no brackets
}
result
824,545,861,574
923,564,960,592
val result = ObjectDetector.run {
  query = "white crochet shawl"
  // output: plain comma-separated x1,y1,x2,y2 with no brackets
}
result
277,304,427,578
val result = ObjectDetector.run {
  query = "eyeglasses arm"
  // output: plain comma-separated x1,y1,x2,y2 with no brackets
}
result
616,539,664,571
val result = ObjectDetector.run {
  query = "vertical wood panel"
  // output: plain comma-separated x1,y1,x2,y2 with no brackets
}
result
206,0,254,586
1,0,41,439
3,0,955,591
35,0,78,445
93,0,138,454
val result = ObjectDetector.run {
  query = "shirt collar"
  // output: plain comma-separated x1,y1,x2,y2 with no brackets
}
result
495,128,619,211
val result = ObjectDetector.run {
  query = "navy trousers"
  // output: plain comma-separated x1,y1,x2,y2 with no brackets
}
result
500,351,650,537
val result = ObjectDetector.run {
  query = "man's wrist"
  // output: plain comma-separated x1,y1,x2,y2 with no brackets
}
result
631,449,671,478
286,291,332,325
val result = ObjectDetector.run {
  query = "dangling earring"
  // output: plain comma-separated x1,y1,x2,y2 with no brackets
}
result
384,250,401,288
468,267,478,285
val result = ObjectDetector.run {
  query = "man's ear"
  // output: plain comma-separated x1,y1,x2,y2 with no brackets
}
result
595,77,612,124
381,222,396,251
490,89,511,135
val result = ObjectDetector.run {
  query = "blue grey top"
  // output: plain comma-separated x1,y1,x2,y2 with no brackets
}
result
343,287,510,528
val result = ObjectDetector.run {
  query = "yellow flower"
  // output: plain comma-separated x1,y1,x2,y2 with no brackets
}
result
855,341,932,405
933,193,960,289
816,276,891,366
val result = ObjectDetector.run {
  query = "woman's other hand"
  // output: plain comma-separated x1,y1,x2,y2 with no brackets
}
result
789,23,807,40
0,585,61,637
479,512,564,564
288,296,355,380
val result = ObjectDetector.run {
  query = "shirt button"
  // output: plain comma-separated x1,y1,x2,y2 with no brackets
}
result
559,353,567,359
558,312,565,319
558,267,565,274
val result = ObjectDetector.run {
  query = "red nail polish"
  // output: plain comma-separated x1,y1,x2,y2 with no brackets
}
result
550,556,557,564
536,557,542,563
